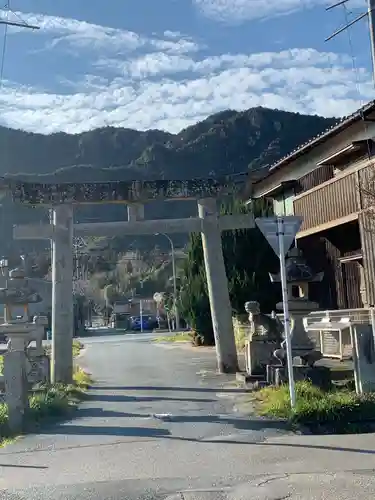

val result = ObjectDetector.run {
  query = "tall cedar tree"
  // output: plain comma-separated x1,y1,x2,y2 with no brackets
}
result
179,199,280,345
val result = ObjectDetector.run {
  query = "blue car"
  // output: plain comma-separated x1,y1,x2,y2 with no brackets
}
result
130,315,158,331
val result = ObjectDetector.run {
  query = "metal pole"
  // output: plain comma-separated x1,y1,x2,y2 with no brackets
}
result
169,237,180,331
368,0,375,84
157,233,180,330
277,217,296,409
370,307,375,351
140,280,143,333
3,264,8,323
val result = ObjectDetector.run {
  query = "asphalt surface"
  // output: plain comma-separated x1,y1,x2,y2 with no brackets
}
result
1,332,375,499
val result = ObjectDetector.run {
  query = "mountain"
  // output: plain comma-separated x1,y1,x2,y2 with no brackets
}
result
0,107,337,257
3,107,336,182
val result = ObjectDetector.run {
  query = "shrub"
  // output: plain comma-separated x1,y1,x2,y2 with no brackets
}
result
255,381,375,433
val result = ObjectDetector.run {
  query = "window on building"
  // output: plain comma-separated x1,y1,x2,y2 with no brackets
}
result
273,189,295,216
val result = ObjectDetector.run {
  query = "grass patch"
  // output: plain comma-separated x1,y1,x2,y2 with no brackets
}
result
0,366,93,446
73,365,92,390
154,332,193,343
73,340,84,358
44,339,84,359
233,316,249,352
0,344,92,446
254,380,375,434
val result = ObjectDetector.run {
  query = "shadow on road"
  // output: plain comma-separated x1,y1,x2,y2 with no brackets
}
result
41,406,289,438
152,414,288,430
90,385,248,394
43,425,171,437
85,393,215,403
198,439,375,455
71,406,288,431
16,421,375,457
72,407,148,419
34,418,375,457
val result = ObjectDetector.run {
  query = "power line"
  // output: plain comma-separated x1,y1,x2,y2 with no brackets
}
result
325,0,375,69
0,1,9,87
325,0,374,161
0,0,39,87
0,0,39,29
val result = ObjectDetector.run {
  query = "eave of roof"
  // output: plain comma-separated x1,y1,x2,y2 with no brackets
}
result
255,99,375,184
250,180,298,200
317,140,368,166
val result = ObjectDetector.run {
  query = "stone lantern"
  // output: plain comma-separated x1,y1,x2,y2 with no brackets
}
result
0,268,48,433
269,247,324,350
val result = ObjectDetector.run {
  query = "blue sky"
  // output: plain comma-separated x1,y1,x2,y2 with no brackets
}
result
0,0,371,134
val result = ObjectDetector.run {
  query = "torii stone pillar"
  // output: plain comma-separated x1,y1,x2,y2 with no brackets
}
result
51,205,74,384
198,198,238,373
13,197,254,375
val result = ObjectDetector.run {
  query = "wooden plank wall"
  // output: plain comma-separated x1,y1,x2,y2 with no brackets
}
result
358,163,375,210
341,260,363,309
297,165,334,193
297,236,340,309
298,222,363,309
294,172,357,232
359,211,375,306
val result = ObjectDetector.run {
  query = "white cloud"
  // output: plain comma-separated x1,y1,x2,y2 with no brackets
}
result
7,10,201,54
0,10,371,135
192,0,366,23
97,48,352,80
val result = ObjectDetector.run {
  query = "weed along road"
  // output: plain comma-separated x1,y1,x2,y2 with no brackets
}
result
1,332,375,499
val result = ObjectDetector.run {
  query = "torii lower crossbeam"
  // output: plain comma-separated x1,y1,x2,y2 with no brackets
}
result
14,199,255,375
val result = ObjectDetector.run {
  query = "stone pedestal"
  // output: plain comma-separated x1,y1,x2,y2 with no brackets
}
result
352,323,375,394
276,298,319,351
1,326,32,433
269,247,324,353
3,350,28,432
26,355,50,386
26,315,50,386
243,302,284,377
266,363,332,390
245,340,277,376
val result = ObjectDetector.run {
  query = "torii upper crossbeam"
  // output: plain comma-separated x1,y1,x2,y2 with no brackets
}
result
7,177,253,381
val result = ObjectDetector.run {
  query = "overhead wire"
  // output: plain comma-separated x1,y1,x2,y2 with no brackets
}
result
342,3,364,107
0,0,10,88
341,2,372,160
0,1,39,88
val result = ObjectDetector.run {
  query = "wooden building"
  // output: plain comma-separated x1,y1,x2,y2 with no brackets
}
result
248,100,375,311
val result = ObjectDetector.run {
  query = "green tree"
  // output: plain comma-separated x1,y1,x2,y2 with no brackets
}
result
179,198,280,345
179,233,214,345
221,198,280,315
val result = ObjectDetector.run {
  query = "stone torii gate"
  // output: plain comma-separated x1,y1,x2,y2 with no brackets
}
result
7,177,255,381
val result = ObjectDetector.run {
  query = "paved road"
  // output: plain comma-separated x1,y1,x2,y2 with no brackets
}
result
1,332,375,499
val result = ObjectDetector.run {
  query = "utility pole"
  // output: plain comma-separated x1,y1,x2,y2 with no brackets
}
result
326,0,375,84
368,0,375,83
155,233,180,330
140,279,143,333
0,258,8,322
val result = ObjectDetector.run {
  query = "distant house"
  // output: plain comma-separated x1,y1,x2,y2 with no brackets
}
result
111,298,157,316
247,99,375,310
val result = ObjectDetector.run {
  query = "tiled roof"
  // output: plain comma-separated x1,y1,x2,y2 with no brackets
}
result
266,99,375,175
